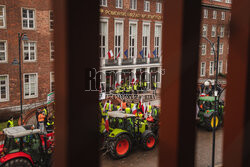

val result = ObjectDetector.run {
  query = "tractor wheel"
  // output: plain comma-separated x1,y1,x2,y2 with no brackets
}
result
142,131,157,150
204,114,220,131
3,158,32,167
109,134,131,159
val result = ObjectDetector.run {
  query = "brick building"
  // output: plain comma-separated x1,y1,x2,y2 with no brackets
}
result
99,0,163,92
0,0,54,112
198,0,232,84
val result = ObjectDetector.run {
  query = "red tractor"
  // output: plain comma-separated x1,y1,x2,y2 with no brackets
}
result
0,125,55,167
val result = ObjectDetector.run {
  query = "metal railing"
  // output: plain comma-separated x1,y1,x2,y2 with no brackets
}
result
105,59,118,66
122,58,133,65
136,58,147,64
150,57,160,63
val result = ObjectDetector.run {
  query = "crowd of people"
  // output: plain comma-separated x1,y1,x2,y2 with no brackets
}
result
35,106,55,134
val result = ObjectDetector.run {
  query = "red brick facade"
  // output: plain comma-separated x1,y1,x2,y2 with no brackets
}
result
0,0,53,110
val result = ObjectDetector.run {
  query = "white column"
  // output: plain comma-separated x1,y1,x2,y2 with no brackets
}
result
117,69,122,85
158,67,162,88
100,57,105,67
133,57,137,65
131,68,137,82
118,57,122,65
147,57,150,64
146,67,150,90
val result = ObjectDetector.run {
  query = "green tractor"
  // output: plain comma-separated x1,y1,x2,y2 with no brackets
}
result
102,111,157,159
197,96,224,131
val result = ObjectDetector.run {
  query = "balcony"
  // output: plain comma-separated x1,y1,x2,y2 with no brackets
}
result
150,57,160,64
105,59,118,66
136,58,147,64
122,58,133,65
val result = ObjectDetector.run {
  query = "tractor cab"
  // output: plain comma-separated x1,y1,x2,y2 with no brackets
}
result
0,125,54,167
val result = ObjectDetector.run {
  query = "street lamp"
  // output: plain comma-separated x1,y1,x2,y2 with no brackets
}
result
202,36,220,167
12,33,29,125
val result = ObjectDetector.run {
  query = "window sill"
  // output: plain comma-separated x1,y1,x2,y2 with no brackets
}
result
24,95,38,100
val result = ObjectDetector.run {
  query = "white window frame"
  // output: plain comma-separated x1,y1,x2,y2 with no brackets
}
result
49,10,54,30
220,26,224,37
129,21,138,58
221,12,225,20
130,0,137,10
100,18,109,58
144,1,150,12
212,10,217,19
0,40,7,63
100,0,107,7
225,0,232,4
218,60,223,73
209,61,214,76
211,25,217,37
201,43,206,55
0,75,9,102
202,24,207,37
50,72,55,92
114,19,124,58
23,41,37,62
200,62,206,77
23,73,38,99
154,23,162,57
50,41,55,61
0,5,6,29
210,46,215,55
116,0,123,9
219,43,224,55
142,22,150,58
204,9,208,18
156,2,162,13
21,8,36,30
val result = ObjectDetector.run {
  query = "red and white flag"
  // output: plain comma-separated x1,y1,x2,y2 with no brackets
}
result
132,104,137,115
115,81,119,88
105,116,109,132
116,51,120,59
131,78,135,86
103,101,107,113
108,50,114,59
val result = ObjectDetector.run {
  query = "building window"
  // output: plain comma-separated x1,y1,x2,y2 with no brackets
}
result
221,12,225,20
130,0,137,10
114,21,123,58
100,20,108,58
209,61,214,75
204,9,208,18
50,72,55,92
24,73,38,98
0,41,7,62
219,43,224,55
210,45,215,55
200,62,206,77
0,75,9,102
144,1,150,12
129,22,137,58
225,0,232,3
213,0,222,2
116,0,123,8
142,23,150,58
49,11,54,30
220,26,224,37
50,41,54,60
156,3,162,13
100,0,107,6
212,10,217,19
218,61,223,73
0,6,6,28
154,24,162,57
22,8,35,29
211,25,216,37
201,44,206,55
202,25,207,37
23,42,36,61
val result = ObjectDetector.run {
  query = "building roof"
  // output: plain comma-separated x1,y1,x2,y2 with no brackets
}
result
3,125,40,138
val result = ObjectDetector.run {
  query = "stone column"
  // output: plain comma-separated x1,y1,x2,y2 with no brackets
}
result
145,67,150,90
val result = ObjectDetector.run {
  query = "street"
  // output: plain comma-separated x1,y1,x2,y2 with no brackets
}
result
101,127,223,167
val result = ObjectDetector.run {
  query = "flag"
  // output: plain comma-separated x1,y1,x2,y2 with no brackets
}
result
131,78,135,85
115,81,119,88
103,101,107,113
105,115,109,132
132,104,137,115
109,100,111,111
108,50,114,59
124,49,128,58
116,51,120,59
153,49,157,58
139,49,144,58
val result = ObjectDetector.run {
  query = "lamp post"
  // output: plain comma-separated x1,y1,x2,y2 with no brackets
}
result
202,36,220,167
12,33,28,125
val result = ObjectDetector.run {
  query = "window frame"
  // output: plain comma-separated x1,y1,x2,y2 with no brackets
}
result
128,20,138,58
0,5,6,29
209,61,214,76
219,43,224,55
211,25,217,37
130,0,137,10
100,18,109,58
50,72,55,92
144,0,150,12
202,24,207,37
23,41,37,62
50,41,55,61
114,19,124,59
0,74,9,102
49,10,54,31
116,0,123,9
0,40,7,63
220,26,225,38
100,0,108,7
218,60,223,73
23,73,38,99
200,62,206,77
154,23,162,57
156,2,162,13
212,10,217,19
142,22,150,58
21,7,36,30
221,11,225,20
201,43,206,55
203,9,208,18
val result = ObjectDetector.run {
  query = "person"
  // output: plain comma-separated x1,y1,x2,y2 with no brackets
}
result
43,106,48,126
46,116,55,132
147,102,152,115
130,101,135,110
38,111,46,134
125,104,131,114
133,82,138,94
122,100,126,111
153,81,157,95
7,117,14,128
143,80,147,92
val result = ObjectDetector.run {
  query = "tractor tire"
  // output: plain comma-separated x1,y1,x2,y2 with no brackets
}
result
109,134,131,159
204,114,220,131
142,131,157,150
3,158,32,167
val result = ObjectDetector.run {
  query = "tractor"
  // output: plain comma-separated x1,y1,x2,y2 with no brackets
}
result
197,96,224,131
0,125,55,167
101,111,158,159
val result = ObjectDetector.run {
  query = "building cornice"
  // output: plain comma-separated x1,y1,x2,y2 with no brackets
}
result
202,3,231,11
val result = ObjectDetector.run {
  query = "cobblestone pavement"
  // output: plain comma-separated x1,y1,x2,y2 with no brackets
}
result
101,127,223,167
